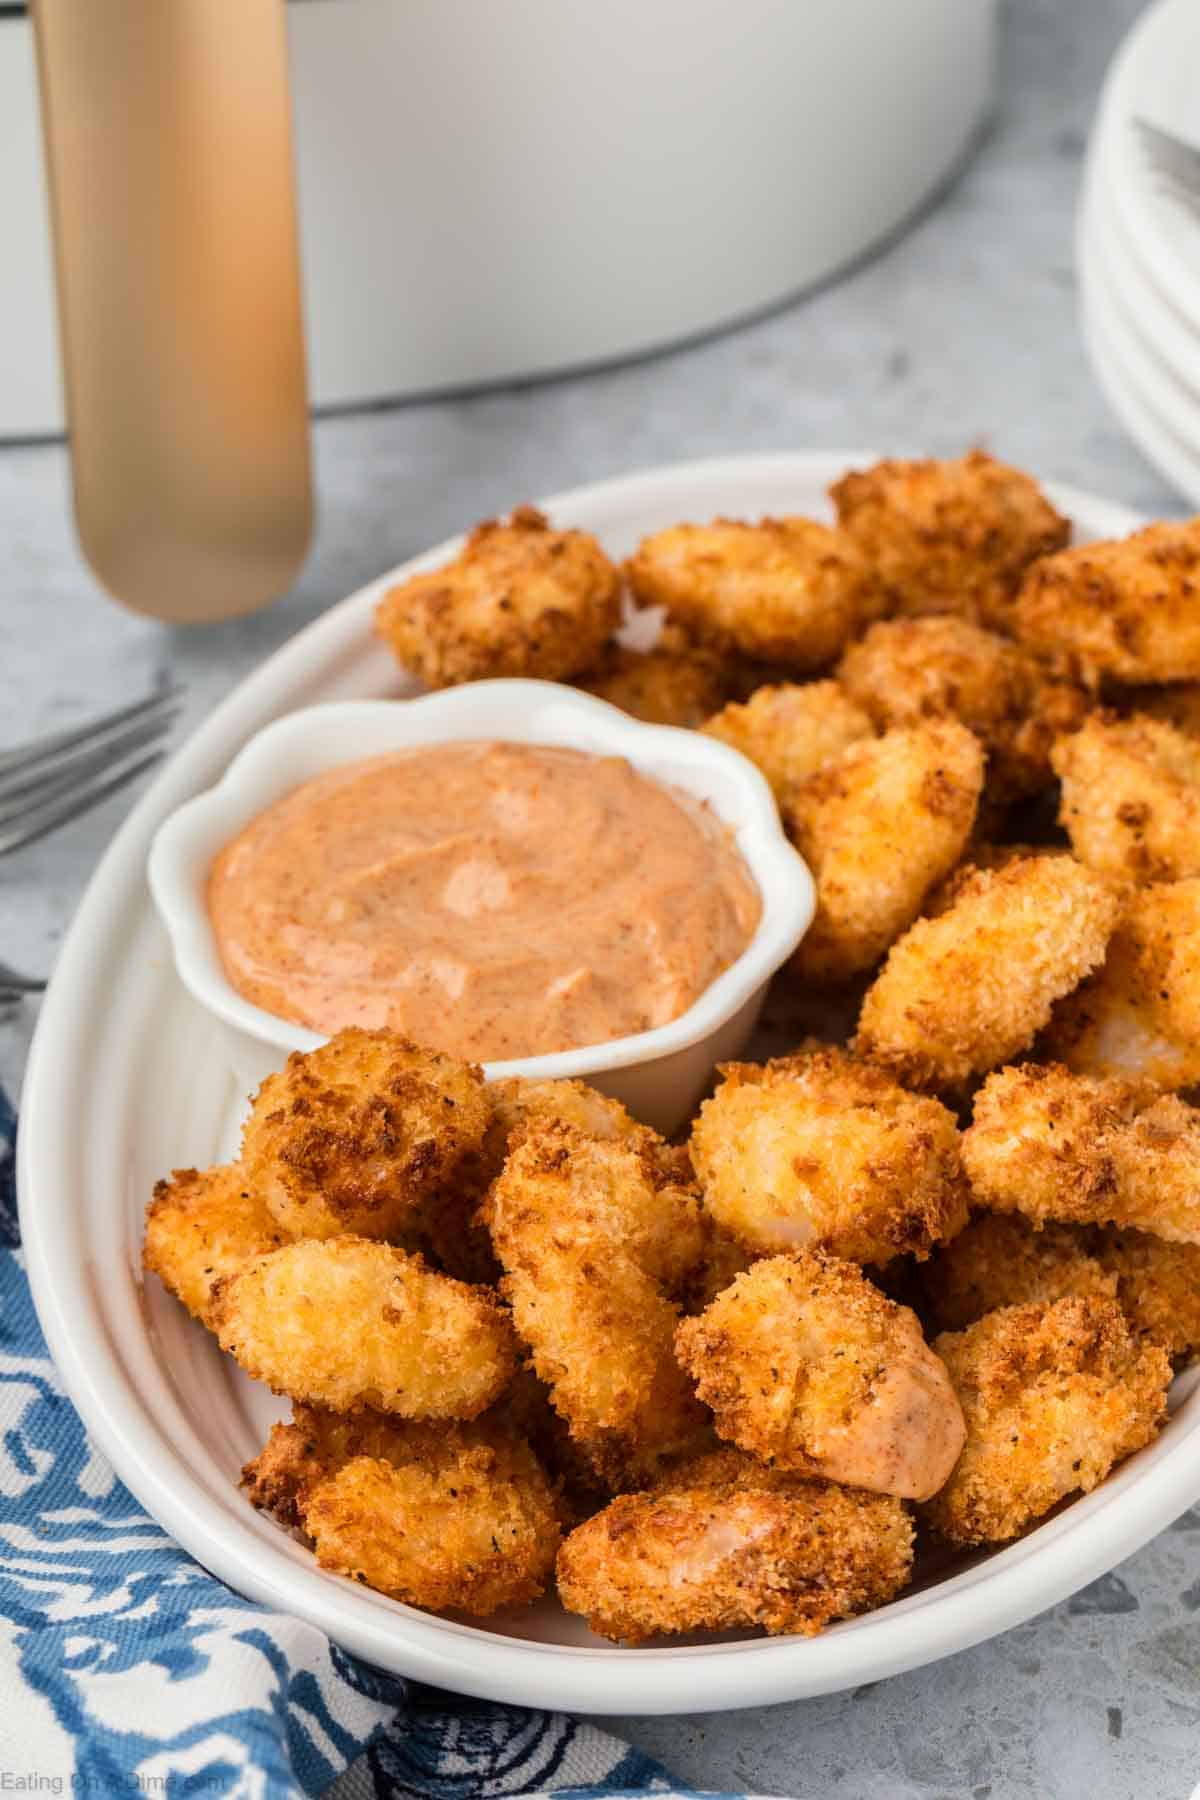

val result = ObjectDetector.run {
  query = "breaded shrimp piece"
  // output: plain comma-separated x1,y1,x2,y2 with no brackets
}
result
921,1213,1117,1333
786,719,984,983
922,845,1070,919
1045,879,1200,1086
1016,518,1200,683
836,616,1087,799
241,1029,492,1241
375,505,620,688
854,855,1119,1089
245,1406,561,1615
689,1049,968,1265
921,1298,1171,1545
576,631,727,727
625,518,884,669
484,1075,691,1197
676,1252,964,1500
830,450,1069,630
700,680,874,813
1052,711,1200,883
1093,1229,1200,1364
143,1163,291,1328
962,1063,1200,1244
482,1123,711,1487
210,1236,518,1417
556,1448,914,1642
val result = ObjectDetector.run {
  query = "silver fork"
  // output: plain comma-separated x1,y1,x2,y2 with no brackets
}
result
1135,119,1200,223
1,687,179,996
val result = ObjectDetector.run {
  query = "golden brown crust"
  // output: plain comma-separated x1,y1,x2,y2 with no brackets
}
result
556,1450,914,1642
1016,518,1200,683
836,615,1087,800
241,1029,492,1241
1044,879,1200,1086
787,719,985,983
675,1251,964,1499
962,1062,1200,1243
854,856,1119,1089
625,517,884,668
375,505,621,687
830,450,1069,630
482,1122,712,1487
1093,1229,1200,1363
244,1405,561,1615
700,680,874,813
1053,710,1200,883
921,1298,1171,1545
211,1236,518,1417
143,1163,290,1327
689,1048,968,1265
576,632,728,726
921,1213,1117,1334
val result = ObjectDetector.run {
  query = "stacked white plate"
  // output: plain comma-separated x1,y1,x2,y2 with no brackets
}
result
1078,0,1200,507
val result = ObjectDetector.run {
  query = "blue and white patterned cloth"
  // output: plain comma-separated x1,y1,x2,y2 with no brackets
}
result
0,1089,746,1800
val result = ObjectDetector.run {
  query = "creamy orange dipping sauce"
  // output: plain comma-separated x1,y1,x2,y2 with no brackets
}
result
208,741,761,1060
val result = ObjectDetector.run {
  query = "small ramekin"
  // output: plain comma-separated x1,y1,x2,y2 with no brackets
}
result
147,680,815,1131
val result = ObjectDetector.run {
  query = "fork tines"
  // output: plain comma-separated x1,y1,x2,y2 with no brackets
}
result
0,687,179,856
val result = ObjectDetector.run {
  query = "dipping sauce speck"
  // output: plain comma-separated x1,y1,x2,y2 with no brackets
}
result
208,741,761,1059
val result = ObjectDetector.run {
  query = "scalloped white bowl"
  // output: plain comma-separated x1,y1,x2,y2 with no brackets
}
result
147,684,814,1134
19,451,1200,1718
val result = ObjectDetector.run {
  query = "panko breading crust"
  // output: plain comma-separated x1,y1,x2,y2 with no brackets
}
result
837,615,1087,799
375,505,621,688
241,1029,492,1241
854,855,1119,1089
922,1298,1171,1545
245,1406,561,1616
787,718,984,984
482,1122,711,1487
576,631,728,727
211,1236,517,1417
1053,710,1200,883
675,1251,964,1500
689,1048,968,1265
1016,518,1200,683
143,1163,290,1327
962,1063,1200,1244
830,450,1069,630
700,680,875,814
1045,878,1200,1087
556,1448,914,1643
625,517,884,668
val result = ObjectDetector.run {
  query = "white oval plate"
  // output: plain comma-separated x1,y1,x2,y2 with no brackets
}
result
19,452,1200,1717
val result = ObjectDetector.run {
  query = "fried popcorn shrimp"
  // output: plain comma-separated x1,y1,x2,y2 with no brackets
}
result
700,680,874,812
1045,879,1200,1086
211,1236,518,1417
787,719,984,983
676,1252,964,1500
836,616,1085,799
241,1029,492,1241
854,855,1118,1089
625,517,884,669
556,1448,914,1642
577,632,727,727
1016,518,1200,684
245,1406,561,1615
921,1213,1117,1333
143,1163,290,1328
830,450,1069,630
689,1049,968,1265
922,845,1070,919
484,1075,691,1195
1093,1230,1200,1364
1052,711,1200,883
375,505,620,688
921,1298,1170,1545
482,1123,711,1487
962,1063,1200,1244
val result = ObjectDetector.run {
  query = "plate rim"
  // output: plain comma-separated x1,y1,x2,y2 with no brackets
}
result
20,449,1199,1717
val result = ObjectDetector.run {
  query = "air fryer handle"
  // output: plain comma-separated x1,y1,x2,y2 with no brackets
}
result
30,0,313,623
